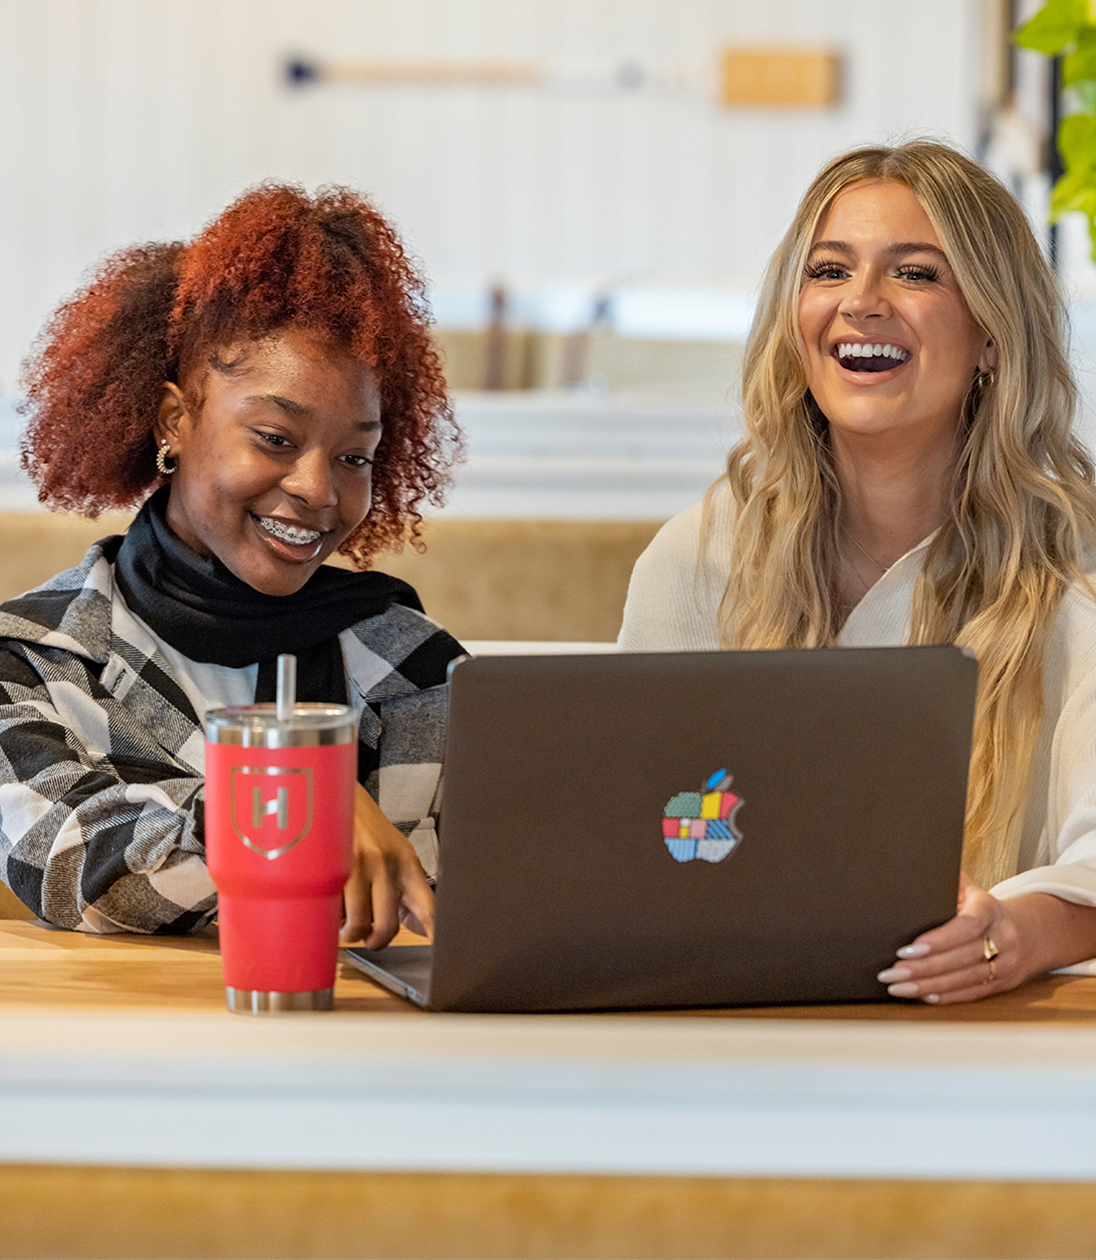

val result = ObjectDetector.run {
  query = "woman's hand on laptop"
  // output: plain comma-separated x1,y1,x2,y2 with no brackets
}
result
340,782,435,949
876,875,1022,1003
877,874,1096,1003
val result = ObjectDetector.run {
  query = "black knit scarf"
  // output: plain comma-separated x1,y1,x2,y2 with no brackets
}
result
114,487,423,704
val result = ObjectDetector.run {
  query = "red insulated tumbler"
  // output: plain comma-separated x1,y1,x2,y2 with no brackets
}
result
205,703,356,1013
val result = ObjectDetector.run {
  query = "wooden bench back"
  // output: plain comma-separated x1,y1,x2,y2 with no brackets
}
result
0,512,664,643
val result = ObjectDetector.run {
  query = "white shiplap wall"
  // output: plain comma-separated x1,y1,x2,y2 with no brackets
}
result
0,0,983,388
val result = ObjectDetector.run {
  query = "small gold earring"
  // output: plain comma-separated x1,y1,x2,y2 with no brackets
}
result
155,439,176,476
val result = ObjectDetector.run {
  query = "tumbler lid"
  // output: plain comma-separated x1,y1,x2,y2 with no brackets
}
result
205,703,356,748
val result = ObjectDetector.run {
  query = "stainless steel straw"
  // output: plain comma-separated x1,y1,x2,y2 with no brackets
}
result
276,653,296,721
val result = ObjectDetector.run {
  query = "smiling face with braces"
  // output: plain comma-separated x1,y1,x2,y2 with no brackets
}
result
796,179,996,454
155,328,383,598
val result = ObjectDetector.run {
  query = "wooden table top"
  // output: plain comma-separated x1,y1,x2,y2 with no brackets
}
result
3,915,1096,1022
7,913,1096,1182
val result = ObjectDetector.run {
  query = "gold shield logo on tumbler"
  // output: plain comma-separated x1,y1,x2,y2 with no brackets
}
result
229,766,313,860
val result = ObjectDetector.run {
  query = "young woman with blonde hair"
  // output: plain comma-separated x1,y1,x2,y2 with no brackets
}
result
620,140,1096,1003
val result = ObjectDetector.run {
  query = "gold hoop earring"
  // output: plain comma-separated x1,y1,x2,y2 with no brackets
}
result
967,369,995,423
155,439,176,476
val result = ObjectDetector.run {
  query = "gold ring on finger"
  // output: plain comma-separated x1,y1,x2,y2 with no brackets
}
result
983,935,999,961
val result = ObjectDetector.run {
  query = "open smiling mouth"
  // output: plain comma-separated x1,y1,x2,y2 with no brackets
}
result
834,342,910,373
251,513,324,553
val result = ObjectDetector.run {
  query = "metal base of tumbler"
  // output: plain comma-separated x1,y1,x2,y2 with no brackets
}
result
225,986,334,1013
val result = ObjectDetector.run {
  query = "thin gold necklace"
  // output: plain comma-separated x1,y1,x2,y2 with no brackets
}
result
839,530,891,610
843,530,891,576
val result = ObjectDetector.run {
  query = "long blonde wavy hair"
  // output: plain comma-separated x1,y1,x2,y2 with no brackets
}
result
718,140,1096,887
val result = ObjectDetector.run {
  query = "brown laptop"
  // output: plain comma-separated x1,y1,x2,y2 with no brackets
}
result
346,646,977,1012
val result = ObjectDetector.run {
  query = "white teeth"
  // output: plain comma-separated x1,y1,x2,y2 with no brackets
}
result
836,342,909,362
256,516,322,546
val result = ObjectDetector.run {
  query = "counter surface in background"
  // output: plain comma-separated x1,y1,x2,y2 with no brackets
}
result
439,390,737,519
0,391,737,519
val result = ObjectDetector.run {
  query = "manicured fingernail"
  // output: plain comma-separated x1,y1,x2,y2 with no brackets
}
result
897,943,931,958
877,966,912,983
923,993,940,1004
887,981,920,998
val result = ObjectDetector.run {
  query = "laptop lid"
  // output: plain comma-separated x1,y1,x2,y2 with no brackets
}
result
353,645,976,1013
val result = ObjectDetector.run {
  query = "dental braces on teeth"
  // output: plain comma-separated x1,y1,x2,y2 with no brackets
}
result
256,516,322,545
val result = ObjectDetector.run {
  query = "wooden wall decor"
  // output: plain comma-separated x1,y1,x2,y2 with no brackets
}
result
719,47,842,108
287,49,844,109
287,58,542,88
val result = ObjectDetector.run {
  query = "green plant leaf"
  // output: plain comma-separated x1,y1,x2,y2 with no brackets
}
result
1070,79,1096,111
1052,170,1096,216
1083,205,1096,262
1064,26,1096,81
1050,170,1096,220
1059,112,1096,174
1015,0,1088,53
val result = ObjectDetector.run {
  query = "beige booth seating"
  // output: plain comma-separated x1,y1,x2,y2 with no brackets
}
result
0,511,664,921
0,512,662,641
373,518,662,641
0,888,30,919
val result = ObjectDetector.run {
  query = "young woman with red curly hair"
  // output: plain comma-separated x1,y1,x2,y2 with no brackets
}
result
0,183,463,943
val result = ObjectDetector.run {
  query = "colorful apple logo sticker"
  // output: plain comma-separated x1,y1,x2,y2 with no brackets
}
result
661,768,743,863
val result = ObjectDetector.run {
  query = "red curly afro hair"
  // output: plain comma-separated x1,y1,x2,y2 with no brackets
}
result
19,183,461,564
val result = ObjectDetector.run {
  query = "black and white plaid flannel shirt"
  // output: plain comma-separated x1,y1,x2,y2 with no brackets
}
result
0,536,463,934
